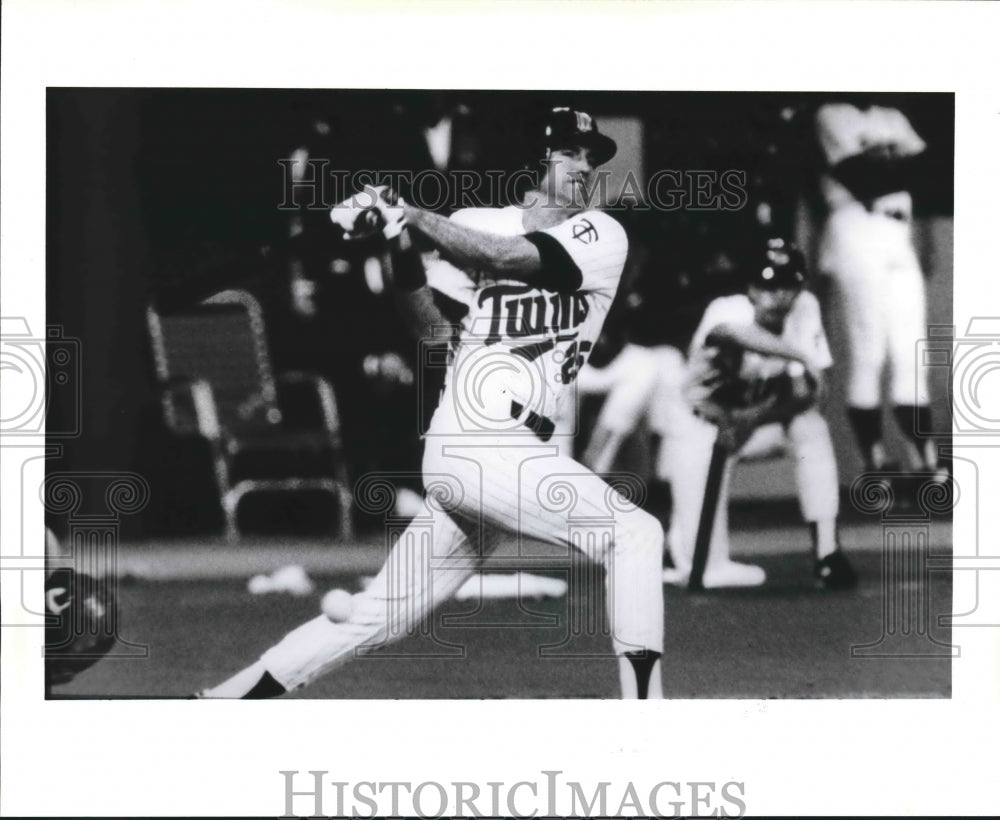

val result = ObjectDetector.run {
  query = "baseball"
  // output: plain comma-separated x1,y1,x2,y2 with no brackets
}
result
321,588,354,623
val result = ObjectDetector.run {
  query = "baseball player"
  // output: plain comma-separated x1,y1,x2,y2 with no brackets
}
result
814,101,942,481
573,239,741,482
200,108,665,699
662,239,856,589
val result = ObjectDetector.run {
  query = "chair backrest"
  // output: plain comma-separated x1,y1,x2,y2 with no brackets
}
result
148,289,281,433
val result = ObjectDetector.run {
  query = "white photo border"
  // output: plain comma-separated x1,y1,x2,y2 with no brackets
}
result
2,0,998,816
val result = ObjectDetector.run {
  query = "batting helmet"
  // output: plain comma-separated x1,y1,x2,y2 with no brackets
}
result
747,238,807,289
539,107,617,166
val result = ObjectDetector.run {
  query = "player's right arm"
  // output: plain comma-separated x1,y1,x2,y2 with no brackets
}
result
706,322,819,372
404,206,627,295
404,207,548,282
384,226,454,341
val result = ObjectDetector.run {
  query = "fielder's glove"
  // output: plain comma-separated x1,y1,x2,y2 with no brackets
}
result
330,185,407,241
716,397,777,452
757,361,819,408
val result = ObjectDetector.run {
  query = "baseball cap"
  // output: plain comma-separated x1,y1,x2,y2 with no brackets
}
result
748,238,807,289
542,107,617,166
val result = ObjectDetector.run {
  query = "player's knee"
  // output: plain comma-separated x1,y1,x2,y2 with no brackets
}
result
847,366,883,408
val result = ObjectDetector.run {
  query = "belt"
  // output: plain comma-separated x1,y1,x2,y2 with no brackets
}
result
880,208,909,222
510,401,555,442
867,202,910,222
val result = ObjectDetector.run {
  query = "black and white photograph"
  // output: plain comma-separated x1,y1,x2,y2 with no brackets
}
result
40,87,955,702
2,1,998,817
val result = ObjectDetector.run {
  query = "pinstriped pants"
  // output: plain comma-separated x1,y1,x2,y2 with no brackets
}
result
262,398,664,692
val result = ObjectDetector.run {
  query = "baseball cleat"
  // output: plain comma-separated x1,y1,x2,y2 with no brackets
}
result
815,550,857,589
703,560,766,588
663,560,766,589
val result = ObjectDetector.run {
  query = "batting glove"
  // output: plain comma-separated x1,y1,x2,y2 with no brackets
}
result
329,185,407,241
366,185,407,240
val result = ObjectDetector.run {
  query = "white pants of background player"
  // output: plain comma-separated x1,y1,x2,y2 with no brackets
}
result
818,201,929,408
258,395,665,697
569,344,690,478
663,405,840,585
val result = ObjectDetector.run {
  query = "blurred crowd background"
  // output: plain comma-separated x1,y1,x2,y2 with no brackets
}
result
45,90,953,538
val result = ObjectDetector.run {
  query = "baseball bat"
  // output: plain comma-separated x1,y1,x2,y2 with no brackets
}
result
688,436,729,591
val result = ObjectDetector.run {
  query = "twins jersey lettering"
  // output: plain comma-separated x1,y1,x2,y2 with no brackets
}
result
426,205,628,425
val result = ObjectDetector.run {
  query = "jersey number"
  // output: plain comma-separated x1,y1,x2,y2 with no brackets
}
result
559,340,593,384
509,338,592,384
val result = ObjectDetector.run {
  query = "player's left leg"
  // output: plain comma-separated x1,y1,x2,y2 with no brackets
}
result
885,254,941,476
646,345,690,526
579,344,659,474
821,208,893,472
662,413,765,588
426,433,666,698
787,408,857,588
649,346,692,485
200,504,484,697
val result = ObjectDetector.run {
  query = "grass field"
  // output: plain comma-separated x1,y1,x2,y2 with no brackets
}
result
50,515,954,700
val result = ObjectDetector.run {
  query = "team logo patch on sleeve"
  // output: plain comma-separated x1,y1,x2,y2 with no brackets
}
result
571,218,598,244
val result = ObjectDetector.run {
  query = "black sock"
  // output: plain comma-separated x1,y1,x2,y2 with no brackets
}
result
893,404,935,468
809,521,839,559
242,671,287,699
624,650,662,700
846,406,884,469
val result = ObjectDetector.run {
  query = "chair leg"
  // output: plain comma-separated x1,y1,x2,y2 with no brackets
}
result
222,493,241,542
338,488,354,540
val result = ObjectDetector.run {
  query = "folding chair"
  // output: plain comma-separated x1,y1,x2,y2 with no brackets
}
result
147,288,353,540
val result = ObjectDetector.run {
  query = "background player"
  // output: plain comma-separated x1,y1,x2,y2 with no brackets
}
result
199,107,666,699
814,100,944,483
571,223,741,486
662,239,856,589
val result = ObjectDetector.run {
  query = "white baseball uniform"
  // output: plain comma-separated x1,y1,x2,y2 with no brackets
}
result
566,343,690,477
665,291,839,582
258,205,665,693
815,102,929,408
